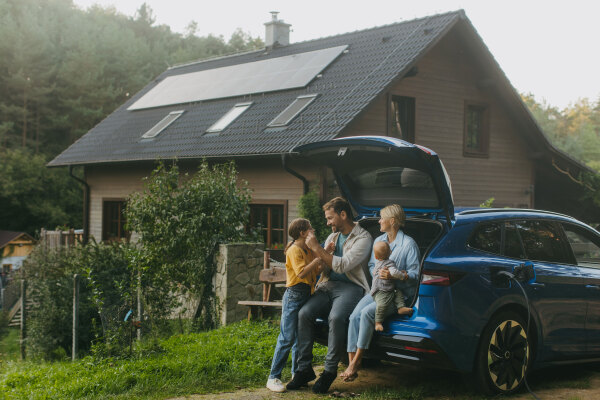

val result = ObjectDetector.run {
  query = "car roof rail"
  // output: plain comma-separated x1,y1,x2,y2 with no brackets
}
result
457,208,570,218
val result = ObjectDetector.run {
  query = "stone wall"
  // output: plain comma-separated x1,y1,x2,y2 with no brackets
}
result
214,242,265,325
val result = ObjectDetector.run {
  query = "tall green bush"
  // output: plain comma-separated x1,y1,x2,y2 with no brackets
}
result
126,161,254,331
23,241,133,359
298,190,330,242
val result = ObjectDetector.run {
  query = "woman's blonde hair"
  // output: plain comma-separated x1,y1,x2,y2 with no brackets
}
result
380,204,405,230
284,218,312,253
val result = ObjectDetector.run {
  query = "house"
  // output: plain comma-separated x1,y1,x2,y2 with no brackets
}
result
48,10,598,246
0,231,36,274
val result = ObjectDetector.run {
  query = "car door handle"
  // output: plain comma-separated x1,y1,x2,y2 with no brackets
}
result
585,285,600,290
529,282,545,289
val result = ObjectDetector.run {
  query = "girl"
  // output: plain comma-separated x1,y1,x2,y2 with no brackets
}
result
266,218,323,393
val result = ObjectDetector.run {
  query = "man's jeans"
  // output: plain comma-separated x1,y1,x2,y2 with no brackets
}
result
269,283,311,379
296,280,364,373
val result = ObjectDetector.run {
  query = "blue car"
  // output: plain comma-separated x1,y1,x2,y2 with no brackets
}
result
294,136,600,394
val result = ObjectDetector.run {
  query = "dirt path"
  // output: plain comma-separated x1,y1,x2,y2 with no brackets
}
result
170,362,600,400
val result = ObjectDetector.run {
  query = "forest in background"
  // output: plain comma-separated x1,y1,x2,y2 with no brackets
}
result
0,0,599,235
0,0,262,234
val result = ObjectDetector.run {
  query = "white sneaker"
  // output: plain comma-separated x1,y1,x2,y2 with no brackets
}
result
266,378,286,393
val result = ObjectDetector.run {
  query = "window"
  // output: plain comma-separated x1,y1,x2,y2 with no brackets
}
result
102,200,128,242
206,102,252,134
504,221,526,259
344,167,438,208
388,95,415,142
516,220,570,264
268,94,317,127
562,224,600,268
249,202,287,249
141,110,184,139
468,222,502,254
463,101,490,157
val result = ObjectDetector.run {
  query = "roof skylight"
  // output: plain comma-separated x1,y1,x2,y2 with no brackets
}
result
268,94,318,127
205,102,252,134
141,110,184,139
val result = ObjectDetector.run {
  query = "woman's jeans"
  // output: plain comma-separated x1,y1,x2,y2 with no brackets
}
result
347,292,396,352
269,283,311,379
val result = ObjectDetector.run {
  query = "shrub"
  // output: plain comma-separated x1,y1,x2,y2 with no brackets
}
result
23,241,134,359
126,161,254,331
298,190,330,242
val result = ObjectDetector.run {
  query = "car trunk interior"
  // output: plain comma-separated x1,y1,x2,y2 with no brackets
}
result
358,216,445,304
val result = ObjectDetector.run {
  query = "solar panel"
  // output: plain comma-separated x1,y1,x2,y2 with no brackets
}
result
128,45,348,110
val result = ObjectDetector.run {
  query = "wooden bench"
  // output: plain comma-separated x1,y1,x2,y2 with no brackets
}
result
238,251,286,320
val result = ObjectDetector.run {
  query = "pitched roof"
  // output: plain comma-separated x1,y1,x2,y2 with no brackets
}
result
0,231,33,249
48,11,463,166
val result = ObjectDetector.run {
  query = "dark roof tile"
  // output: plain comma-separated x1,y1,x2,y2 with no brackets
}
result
49,11,463,166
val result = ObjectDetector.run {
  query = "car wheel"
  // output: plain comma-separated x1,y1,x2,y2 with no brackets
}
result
474,311,531,395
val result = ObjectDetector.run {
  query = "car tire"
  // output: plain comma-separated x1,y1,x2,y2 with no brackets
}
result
473,311,531,395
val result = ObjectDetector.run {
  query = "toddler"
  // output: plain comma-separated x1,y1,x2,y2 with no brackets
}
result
370,241,413,332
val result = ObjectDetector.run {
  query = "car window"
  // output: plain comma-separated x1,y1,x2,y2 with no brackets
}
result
468,222,501,254
562,223,600,268
504,221,526,259
516,220,570,264
344,167,439,208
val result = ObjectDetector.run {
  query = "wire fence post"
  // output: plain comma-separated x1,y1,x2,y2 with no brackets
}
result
72,274,79,361
137,268,142,341
20,279,27,360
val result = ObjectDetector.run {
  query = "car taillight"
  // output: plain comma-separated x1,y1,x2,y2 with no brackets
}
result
421,270,462,286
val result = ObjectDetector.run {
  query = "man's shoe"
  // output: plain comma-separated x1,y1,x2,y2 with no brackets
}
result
286,368,316,390
266,378,286,393
312,370,337,394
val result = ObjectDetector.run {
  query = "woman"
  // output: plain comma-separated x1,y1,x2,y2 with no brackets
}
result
340,204,420,381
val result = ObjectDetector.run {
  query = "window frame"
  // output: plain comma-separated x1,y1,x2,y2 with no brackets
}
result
387,94,416,143
248,200,288,250
267,94,318,127
560,222,600,267
466,221,503,256
205,102,252,134
502,219,572,265
141,110,185,139
463,100,490,158
102,199,129,242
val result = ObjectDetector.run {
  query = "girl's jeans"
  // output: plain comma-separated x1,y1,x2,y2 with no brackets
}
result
268,283,311,379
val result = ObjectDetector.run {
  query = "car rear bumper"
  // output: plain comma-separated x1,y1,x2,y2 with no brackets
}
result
314,321,458,371
366,333,457,370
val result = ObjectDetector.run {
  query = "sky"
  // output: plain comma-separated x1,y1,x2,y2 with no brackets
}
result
72,0,600,110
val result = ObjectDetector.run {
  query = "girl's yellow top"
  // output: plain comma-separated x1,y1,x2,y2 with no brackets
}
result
285,244,318,293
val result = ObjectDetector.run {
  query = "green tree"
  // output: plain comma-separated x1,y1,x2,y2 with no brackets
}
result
0,0,263,233
522,93,600,171
126,161,253,330
0,148,82,235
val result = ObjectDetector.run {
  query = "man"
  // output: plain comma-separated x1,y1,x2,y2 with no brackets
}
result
287,197,372,393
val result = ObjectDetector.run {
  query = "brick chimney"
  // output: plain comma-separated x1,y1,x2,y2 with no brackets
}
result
264,11,291,47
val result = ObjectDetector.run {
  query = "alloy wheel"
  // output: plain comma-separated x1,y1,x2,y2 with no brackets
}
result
486,319,529,391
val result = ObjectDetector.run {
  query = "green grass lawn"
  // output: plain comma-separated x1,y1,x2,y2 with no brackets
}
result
0,321,326,399
1,321,598,400
0,328,20,362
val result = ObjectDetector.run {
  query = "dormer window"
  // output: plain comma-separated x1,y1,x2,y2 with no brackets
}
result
268,94,318,127
141,110,184,139
205,102,252,134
